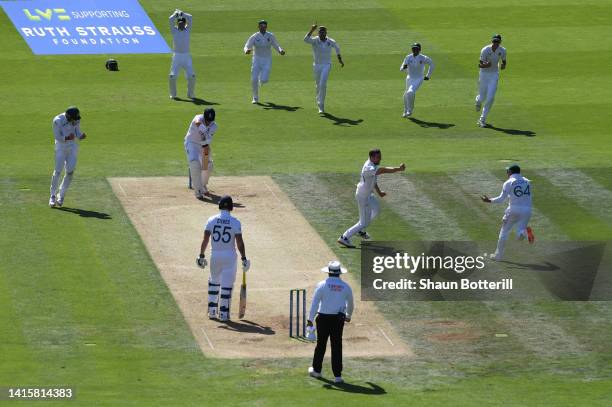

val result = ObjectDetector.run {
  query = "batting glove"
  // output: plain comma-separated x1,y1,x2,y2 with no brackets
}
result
196,254,208,269
241,257,251,272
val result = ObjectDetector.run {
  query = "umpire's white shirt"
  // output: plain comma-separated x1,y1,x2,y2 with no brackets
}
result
480,44,506,74
184,114,217,146
309,276,354,320
244,31,282,59
304,35,340,65
53,113,82,145
400,53,435,79
356,159,378,197
490,174,532,209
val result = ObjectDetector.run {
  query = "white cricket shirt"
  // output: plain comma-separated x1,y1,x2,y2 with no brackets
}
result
184,114,217,146
479,44,506,73
244,31,283,59
490,174,532,209
205,210,242,252
304,35,340,65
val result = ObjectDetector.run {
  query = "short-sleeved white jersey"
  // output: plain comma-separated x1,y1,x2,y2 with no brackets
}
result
400,53,434,79
479,44,506,73
205,210,242,252
356,159,378,196
244,31,283,59
184,114,217,146
304,35,340,65
490,174,532,209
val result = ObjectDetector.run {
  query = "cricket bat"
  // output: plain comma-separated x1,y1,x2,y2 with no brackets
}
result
238,271,247,319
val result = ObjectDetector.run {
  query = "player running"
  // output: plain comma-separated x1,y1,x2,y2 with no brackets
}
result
184,108,217,200
49,106,87,208
244,19,286,104
338,149,406,248
304,24,344,114
475,34,506,127
169,9,196,100
197,196,250,322
400,42,435,117
481,164,535,261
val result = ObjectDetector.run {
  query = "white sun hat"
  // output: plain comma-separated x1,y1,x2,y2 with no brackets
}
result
321,260,348,274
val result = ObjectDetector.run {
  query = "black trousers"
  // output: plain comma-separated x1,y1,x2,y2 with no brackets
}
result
312,313,345,377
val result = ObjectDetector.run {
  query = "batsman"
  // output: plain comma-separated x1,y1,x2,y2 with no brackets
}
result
196,196,251,322
184,108,217,199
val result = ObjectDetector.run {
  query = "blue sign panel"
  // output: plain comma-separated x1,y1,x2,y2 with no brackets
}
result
0,0,170,54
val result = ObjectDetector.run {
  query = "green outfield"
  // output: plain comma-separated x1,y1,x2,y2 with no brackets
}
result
1,0,611,405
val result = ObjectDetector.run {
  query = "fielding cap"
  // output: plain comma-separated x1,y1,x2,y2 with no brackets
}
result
411,42,421,49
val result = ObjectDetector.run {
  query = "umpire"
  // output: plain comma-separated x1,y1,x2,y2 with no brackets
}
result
307,261,354,384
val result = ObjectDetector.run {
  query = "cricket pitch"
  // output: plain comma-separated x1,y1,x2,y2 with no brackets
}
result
109,176,411,359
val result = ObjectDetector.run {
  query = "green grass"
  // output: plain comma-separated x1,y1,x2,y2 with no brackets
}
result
1,0,611,405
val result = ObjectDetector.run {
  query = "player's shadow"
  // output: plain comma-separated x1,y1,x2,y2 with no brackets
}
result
408,117,455,129
486,125,536,137
200,193,245,208
174,97,219,106
321,113,363,126
54,207,112,220
499,260,560,272
218,319,275,335
318,378,386,395
261,102,301,112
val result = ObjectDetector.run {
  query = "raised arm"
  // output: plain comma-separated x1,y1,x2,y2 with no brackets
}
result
304,24,317,44
376,163,406,175
169,10,177,30
184,12,193,28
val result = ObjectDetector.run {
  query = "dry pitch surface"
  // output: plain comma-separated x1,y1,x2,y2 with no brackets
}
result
109,176,411,358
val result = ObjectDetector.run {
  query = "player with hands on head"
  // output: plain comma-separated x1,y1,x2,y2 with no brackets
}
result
169,9,196,99
338,149,406,248
196,195,249,322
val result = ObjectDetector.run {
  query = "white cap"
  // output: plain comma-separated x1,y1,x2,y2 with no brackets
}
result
320,260,347,274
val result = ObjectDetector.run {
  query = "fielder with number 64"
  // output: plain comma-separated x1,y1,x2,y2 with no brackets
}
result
197,196,250,322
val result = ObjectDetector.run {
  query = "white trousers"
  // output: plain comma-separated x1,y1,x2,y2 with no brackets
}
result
313,63,331,108
185,141,213,196
251,57,272,99
344,193,380,239
208,251,238,319
50,143,79,198
494,206,531,260
476,71,499,121
404,76,424,114
169,53,196,98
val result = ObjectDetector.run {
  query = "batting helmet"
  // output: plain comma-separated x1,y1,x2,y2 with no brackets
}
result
65,106,81,121
105,59,119,71
506,164,521,174
218,195,234,211
204,108,216,122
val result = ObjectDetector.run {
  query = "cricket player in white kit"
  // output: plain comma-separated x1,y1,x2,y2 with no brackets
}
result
49,107,87,208
169,9,196,99
184,108,217,199
338,149,406,248
244,19,285,104
197,196,250,322
476,34,507,127
400,43,435,117
304,24,344,113
481,164,535,261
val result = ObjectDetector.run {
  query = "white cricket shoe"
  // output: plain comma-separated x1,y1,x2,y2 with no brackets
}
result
251,97,258,104
48,195,56,208
358,230,371,240
317,104,324,114
489,253,501,262
56,195,64,207
208,308,218,320
334,377,344,384
337,235,355,248
402,111,412,118
475,100,481,111
308,367,322,378
477,119,487,128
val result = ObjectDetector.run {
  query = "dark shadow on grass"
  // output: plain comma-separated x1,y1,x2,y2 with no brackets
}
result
318,378,386,395
500,260,560,272
173,97,219,106
218,319,275,335
408,117,455,129
261,102,301,112
486,125,536,137
199,192,245,208
54,207,112,220
321,113,363,126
